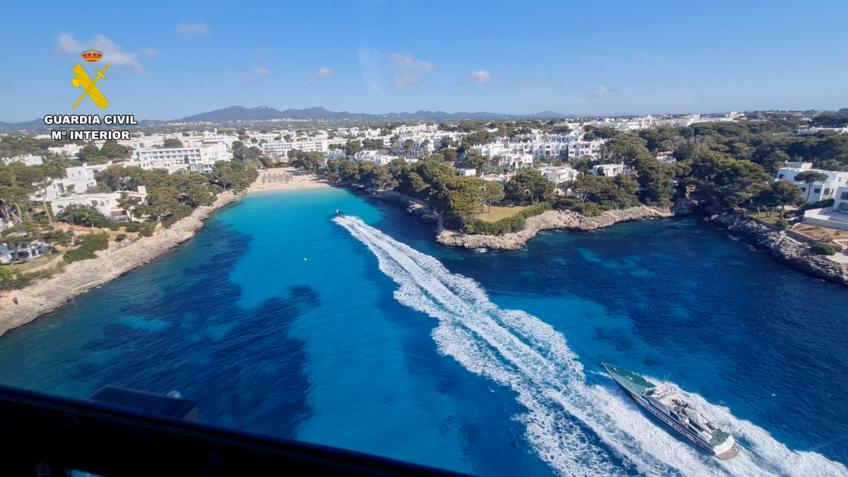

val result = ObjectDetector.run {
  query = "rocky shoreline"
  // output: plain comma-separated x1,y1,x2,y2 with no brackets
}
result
368,190,674,251
707,211,848,285
371,190,442,223
4,183,844,337
0,191,243,336
371,189,848,285
436,206,674,251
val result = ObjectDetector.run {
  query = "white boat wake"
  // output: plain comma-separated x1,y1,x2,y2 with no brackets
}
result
334,216,848,477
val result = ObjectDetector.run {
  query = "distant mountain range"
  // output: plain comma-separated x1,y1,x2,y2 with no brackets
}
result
174,105,571,123
0,118,45,131
0,106,573,131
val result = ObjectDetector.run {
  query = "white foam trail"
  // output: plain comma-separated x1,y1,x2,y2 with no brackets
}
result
650,379,848,477
334,216,848,477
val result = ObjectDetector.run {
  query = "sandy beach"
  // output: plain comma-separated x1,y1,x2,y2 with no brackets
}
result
0,169,335,336
247,167,330,193
0,191,242,336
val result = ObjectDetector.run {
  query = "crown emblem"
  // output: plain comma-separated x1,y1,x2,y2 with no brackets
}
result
81,49,103,63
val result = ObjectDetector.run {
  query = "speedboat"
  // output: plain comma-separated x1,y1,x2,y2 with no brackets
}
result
603,363,740,460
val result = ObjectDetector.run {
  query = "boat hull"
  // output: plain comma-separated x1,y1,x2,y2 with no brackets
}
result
603,364,740,460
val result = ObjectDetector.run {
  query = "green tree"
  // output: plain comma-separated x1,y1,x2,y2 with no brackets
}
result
63,232,109,263
463,150,488,174
482,181,505,212
505,170,555,204
600,134,651,166
402,171,429,198
211,161,257,192
57,204,110,227
428,176,487,225
689,151,771,208
358,162,398,191
634,157,675,206
163,138,184,148
96,165,146,191
326,159,362,183
441,148,458,164
794,170,829,202
76,144,110,164
753,180,804,217
232,141,247,162
568,175,639,209
100,141,131,159
289,151,325,172
344,139,363,156
147,185,185,223
362,138,384,149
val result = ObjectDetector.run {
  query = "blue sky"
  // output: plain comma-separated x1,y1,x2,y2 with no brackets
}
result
1,0,847,121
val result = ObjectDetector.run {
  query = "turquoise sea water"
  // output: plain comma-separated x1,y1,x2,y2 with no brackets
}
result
0,188,846,476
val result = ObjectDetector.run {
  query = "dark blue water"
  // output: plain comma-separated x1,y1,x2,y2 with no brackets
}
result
0,188,845,476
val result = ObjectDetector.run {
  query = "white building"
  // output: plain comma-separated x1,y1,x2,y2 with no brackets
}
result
323,149,347,161
2,154,44,166
656,151,677,164
475,141,511,158
37,163,110,201
835,187,848,212
48,144,83,157
498,153,535,170
797,126,848,136
51,192,120,218
128,144,230,173
50,186,148,221
182,132,237,148
457,168,477,177
802,186,848,231
540,165,580,185
533,142,569,159
592,163,628,177
568,140,606,161
775,162,848,204
480,173,512,184
354,150,396,166
0,241,49,264
261,138,329,158
261,141,293,158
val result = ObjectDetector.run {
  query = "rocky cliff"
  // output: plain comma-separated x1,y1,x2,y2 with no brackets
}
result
709,212,848,285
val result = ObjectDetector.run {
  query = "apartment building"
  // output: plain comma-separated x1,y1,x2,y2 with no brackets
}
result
128,143,230,173
775,162,848,204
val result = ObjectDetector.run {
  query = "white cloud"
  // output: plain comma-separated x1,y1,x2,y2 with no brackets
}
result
387,53,435,88
175,23,210,37
469,70,492,85
243,66,272,84
55,33,149,73
358,49,435,90
316,66,334,79
592,84,620,98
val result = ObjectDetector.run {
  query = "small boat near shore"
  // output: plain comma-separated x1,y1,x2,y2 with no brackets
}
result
603,363,740,460
334,209,345,218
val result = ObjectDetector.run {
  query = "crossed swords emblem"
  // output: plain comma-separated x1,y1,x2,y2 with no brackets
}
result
71,63,111,109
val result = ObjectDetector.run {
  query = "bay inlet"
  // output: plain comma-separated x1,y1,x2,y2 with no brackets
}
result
0,188,845,476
